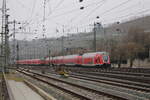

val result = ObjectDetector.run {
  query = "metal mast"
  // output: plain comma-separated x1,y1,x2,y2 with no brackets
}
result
42,0,46,37
93,23,96,52
1,0,9,72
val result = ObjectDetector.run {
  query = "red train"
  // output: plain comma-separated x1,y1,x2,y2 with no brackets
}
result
16,52,111,68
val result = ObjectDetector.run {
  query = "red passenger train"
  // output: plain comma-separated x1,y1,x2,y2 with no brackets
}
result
16,52,111,68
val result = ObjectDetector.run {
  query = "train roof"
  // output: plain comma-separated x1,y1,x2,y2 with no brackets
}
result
63,54,78,59
52,55,78,60
46,51,108,60
17,59,41,61
45,57,53,60
82,52,108,58
53,56,64,60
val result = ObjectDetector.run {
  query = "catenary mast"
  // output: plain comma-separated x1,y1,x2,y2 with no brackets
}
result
0,0,9,72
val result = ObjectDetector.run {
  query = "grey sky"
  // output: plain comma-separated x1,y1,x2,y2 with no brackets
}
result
1,0,150,40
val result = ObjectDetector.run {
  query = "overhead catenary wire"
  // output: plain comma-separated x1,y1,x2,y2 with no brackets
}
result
45,0,110,21
102,2,141,17
52,0,65,12
103,8,150,24
26,0,37,25
78,0,133,24
14,0,30,10
21,0,133,31
47,0,52,16
12,0,150,39
43,0,134,27
72,0,106,24
11,0,39,33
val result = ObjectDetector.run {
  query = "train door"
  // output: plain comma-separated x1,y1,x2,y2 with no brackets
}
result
77,56,82,65
94,54,102,64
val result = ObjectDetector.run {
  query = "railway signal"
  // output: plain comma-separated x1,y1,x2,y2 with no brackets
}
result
80,6,84,10
96,16,100,19
79,0,83,2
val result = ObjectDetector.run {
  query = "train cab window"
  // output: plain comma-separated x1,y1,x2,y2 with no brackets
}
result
103,56,108,62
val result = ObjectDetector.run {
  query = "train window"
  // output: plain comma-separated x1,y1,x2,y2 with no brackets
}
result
103,56,108,62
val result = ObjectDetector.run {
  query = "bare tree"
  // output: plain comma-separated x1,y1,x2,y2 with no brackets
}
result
124,27,146,67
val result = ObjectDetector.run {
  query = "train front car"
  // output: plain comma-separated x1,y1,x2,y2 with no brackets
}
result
94,52,111,68
82,52,111,68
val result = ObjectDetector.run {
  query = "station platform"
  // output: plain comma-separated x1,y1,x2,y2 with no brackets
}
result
8,80,45,100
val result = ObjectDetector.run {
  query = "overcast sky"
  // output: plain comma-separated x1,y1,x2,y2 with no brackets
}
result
1,0,150,40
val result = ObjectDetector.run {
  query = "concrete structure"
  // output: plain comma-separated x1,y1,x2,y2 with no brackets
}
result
8,80,45,100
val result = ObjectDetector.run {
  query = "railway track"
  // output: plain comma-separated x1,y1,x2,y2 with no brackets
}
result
25,66,150,79
52,66,150,73
30,66,150,85
40,70,150,92
91,71,150,77
17,70,93,100
17,68,150,100
42,70,150,93
20,66,150,91
21,65,150,74
69,73,150,92
72,71,150,84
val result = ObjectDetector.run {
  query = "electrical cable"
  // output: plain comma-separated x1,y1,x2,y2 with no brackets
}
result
20,0,110,29
53,0,65,11
45,0,109,20
72,0,106,24
103,8,150,23
14,0,30,10
78,0,133,24
26,0,37,27
47,0,52,16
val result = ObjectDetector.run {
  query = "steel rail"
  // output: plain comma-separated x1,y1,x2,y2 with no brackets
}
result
70,74,150,92
19,69,148,100
17,70,93,100
2,72,15,100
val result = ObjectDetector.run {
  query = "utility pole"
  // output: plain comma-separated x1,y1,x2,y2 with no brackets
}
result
16,42,19,68
42,0,46,38
12,20,16,64
93,22,96,52
49,50,51,66
1,0,9,72
4,14,9,68
61,36,64,56
61,25,65,56
8,20,21,65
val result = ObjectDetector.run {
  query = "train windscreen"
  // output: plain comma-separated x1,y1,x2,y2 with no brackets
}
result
103,56,108,62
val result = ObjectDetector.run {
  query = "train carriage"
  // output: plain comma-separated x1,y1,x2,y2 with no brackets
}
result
49,52,111,68
16,51,111,68
81,52,110,67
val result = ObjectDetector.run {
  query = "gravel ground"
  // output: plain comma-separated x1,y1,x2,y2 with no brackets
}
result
44,72,150,100
18,69,150,100
37,75,111,100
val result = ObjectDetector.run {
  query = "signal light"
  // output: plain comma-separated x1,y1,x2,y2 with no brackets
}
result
80,6,84,10
79,0,83,2
96,16,100,19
